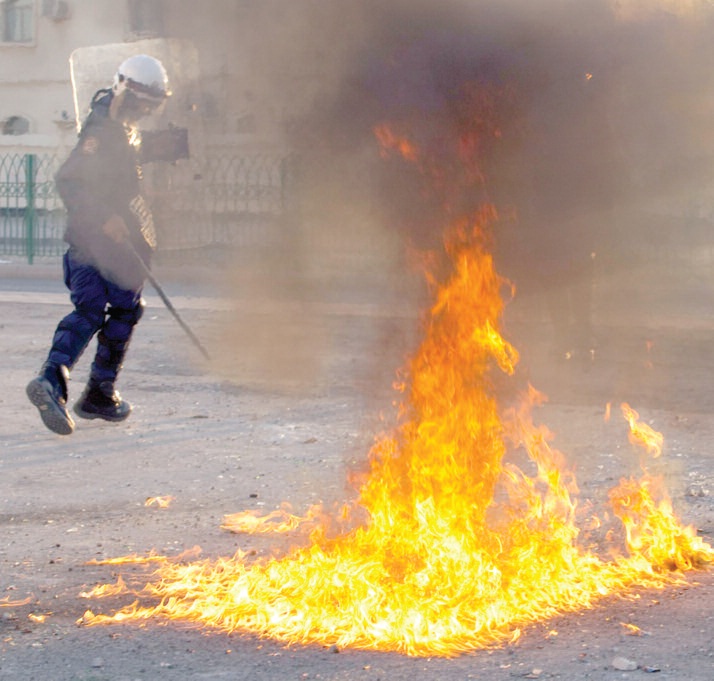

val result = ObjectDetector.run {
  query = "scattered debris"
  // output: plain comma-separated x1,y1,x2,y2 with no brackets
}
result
145,495,175,508
621,622,651,636
686,485,709,498
612,656,638,671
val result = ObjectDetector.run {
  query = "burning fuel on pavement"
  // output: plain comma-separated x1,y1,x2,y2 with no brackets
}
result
67,0,714,655
76,86,713,654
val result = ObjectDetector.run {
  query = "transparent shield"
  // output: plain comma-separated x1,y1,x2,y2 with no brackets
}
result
69,37,204,147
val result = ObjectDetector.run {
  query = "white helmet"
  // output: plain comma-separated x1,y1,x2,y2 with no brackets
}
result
113,54,170,104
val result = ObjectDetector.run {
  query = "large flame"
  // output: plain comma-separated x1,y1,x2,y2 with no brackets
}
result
79,105,712,656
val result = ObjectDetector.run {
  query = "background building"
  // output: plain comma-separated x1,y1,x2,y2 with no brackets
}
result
0,0,357,157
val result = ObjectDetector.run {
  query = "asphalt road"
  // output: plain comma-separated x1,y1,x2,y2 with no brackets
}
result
1,253,713,680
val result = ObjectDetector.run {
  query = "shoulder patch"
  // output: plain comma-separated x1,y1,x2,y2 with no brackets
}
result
81,136,99,155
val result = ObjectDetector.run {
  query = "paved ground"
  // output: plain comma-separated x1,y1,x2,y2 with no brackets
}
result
1,250,713,680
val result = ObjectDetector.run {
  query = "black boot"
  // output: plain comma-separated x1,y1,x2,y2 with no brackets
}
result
26,363,75,436
74,380,132,422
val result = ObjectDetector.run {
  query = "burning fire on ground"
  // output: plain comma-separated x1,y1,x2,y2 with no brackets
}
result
79,96,712,656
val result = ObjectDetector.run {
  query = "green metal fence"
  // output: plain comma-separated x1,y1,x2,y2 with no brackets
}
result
0,153,65,262
149,152,299,251
0,152,297,263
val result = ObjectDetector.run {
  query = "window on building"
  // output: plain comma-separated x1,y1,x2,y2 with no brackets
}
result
127,0,164,38
2,115,30,135
1,0,34,43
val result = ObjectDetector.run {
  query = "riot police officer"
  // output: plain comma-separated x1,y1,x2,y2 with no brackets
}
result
26,54,170,435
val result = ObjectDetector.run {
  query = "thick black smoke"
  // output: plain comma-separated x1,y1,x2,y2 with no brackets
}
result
281,1,714,320
204,0,714,392
282,0,714,256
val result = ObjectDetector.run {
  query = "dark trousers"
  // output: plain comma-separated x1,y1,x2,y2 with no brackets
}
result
46,248,144,384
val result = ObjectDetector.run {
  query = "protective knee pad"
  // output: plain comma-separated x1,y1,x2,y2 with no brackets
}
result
103,300,145,343
48,305,105,369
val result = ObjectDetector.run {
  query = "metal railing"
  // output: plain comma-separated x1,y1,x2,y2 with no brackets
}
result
0,151,297,263
0,153,65,262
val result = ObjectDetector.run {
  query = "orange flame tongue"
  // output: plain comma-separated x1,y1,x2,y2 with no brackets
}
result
620,402,663,457
610,405,709,572
360,209,517,538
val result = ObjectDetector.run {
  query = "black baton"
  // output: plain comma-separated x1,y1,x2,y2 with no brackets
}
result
127,242,211,361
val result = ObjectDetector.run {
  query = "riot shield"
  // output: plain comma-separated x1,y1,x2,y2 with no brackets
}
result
68,37,203,153
68,38,205,249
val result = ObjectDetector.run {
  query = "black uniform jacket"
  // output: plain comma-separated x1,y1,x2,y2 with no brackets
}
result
55,89,154,291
